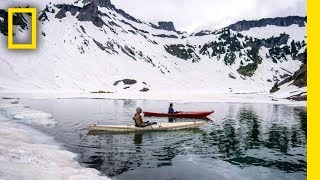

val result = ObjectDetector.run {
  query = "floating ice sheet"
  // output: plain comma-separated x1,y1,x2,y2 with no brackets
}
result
0,99,56,127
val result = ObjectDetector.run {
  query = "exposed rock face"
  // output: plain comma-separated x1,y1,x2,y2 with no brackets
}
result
82,0,141,23
228,16,307,31
82,0,112,7
140,87,149,92
158,21,176,31
292,63,307,87
38,12,48,22
0,10,9,35
55,4,82,19
55,2,106,27
152,34,178,39
294,49,307,63
77,2,106,27
55,0,141,27
113,79,137,86
194,30,214,36
0,9,28,36
77,2,99,20
270,82,280,93
150,21,177,32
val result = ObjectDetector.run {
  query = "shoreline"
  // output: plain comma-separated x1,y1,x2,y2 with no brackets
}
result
0,91,307,107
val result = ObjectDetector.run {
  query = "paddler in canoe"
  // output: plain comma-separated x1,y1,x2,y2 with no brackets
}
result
133,107,157,127
168,103,180,114
143,104,213,118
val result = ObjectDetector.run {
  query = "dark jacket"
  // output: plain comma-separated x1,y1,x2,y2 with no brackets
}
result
168,107,174,114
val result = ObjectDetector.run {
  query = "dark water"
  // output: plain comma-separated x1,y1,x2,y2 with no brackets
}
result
21,98,306,180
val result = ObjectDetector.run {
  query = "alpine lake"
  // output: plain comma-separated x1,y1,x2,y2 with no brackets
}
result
21,98,306,180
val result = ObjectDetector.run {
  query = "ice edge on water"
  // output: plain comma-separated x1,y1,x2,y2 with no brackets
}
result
0,99,111,180
0,99,57,127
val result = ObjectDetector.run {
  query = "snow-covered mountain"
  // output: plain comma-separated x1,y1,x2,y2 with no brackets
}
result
0,0,307,98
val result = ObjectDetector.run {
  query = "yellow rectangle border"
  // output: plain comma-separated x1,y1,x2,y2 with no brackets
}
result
308,0,320,179
8,8,37,49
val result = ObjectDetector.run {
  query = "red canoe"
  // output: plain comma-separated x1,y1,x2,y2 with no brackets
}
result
144,111,214,118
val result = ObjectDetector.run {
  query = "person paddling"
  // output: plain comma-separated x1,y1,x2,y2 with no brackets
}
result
133,107,157,127
168,103,174,114
168,103,180,114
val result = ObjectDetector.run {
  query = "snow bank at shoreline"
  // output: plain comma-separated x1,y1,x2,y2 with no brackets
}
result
0,91,307,106
0,100,110,180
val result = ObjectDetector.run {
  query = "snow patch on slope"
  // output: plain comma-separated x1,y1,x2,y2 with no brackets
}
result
254,46,301,81
271,83,307,100
240,24,306,41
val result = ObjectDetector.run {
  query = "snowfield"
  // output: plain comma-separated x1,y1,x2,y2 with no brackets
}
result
240,24,306,42
0,0,306,98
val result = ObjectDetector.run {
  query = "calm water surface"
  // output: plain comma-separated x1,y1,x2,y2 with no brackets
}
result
21,99,306,180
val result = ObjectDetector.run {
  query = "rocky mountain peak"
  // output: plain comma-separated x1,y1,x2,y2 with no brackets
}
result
82,0,141,23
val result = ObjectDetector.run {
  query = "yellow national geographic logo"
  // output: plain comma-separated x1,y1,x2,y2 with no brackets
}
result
8,8,37,49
